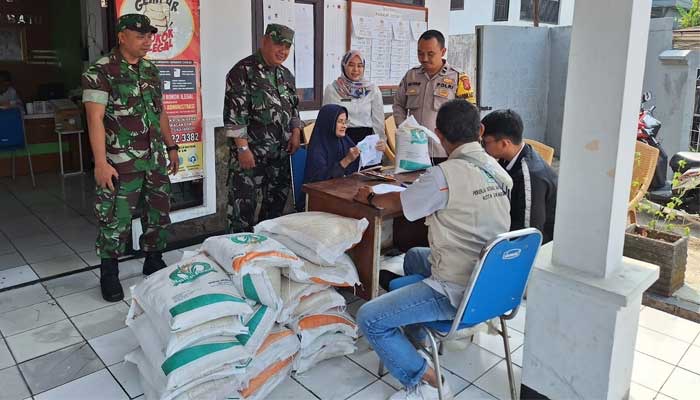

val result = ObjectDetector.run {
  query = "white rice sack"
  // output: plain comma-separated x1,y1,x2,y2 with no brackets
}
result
132,254,252,332
278,277,329,324
236,304,280,355
202,233,302,275
125,348,242,400
161,336,251,391
126,300,248,360
237,325,300,385
284,258,360,288
291,288,346,320
293,332,357,374
254,212,368,265
291,310,358,348
394,115,433,173
237,356,295,400
231,268,282,309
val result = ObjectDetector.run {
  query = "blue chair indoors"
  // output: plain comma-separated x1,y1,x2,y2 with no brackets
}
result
381,228,543,400
289,144,308,212
0,107,35,187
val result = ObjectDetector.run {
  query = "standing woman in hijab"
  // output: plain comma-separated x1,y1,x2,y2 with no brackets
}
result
304,104,385,184
323,50,385,144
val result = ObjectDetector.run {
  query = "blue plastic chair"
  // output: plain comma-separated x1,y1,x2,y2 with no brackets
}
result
383,228,543,400
289,144,307,212
0,108,35,187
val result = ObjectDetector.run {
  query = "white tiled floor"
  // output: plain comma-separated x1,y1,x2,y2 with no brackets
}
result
0,272,698,400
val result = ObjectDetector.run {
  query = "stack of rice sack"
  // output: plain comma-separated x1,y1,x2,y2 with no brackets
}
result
254,211,367,373
201,232,303,399
124,253,255,400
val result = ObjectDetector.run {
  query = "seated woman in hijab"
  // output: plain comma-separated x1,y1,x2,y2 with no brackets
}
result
304,104,386,184
323,50,385,144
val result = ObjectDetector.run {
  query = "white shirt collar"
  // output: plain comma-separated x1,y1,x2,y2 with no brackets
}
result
505,143,525,171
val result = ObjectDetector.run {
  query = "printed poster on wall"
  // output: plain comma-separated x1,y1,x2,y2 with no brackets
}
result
116,0,203,183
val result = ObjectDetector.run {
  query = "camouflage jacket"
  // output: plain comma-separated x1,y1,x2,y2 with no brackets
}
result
82,47,166,173
223,51,302,143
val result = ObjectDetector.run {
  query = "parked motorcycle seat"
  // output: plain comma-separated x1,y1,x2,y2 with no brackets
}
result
671,152,700,172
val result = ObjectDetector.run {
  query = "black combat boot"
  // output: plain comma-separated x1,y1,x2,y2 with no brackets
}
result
142,251,168,275
100,258,124,302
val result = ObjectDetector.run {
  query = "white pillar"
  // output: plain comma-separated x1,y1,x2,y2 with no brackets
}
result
521,1,660,399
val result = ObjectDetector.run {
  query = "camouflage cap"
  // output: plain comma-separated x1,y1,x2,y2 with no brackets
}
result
265,23,294,45
117,14,158,34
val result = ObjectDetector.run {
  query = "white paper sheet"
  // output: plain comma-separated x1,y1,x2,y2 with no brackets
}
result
392,20,411,41
372,184,406,194
352,15,374,38
357,134,383,168
294,3,315,88
410,21,427,41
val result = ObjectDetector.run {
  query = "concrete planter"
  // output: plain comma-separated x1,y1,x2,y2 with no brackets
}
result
623,225,688,297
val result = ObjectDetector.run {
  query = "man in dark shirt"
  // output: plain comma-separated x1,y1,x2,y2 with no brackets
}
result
481,109,558,243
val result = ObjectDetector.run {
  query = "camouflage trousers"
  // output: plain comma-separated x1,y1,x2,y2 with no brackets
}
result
95,167,171,259
227,151,290,233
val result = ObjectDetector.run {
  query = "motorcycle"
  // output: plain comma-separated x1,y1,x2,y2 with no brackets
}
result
638,92,700,214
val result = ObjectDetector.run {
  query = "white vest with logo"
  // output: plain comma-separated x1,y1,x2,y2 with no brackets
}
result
427,142,513,286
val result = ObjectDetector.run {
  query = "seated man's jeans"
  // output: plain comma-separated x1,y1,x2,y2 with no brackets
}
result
357,248,456,389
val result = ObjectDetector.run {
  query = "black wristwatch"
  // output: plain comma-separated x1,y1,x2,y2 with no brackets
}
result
367,192,376,207
166,144,179,152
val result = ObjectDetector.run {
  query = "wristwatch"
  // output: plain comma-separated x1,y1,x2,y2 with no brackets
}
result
237,145,250,153
166,144,179,152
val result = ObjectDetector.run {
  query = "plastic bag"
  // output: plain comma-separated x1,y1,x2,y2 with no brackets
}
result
395,115,433,173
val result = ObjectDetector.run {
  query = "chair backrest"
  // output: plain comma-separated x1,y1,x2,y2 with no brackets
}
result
452,228,543,333
385,116,397,153
524,139,554,166
303,122,314,144
290,145,308,211
629,141,660,206
0,108,26,150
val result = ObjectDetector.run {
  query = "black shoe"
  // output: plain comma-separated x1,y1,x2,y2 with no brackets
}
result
143,252,167,276
379,270,402,292
100,258,124,302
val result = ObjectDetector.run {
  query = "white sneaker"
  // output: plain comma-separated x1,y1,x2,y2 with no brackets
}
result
389,352,453,400
388,380,453,400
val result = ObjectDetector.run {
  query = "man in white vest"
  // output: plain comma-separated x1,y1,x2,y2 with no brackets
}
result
354,99,512,400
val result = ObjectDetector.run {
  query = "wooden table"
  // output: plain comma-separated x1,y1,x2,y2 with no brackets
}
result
303,171,425,300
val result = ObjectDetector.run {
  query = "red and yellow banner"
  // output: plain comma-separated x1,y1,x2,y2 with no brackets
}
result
116,0,203,183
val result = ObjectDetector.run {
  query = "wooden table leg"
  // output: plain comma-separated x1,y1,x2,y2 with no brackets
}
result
348,215,382,300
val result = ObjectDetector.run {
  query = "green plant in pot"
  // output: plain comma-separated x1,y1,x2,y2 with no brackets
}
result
625,158,690,297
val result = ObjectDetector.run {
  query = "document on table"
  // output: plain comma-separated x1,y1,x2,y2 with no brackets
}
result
372,184,406,194
357,134,383,168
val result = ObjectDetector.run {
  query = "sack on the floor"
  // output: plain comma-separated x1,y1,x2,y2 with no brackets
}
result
236,304,280,355
231,268,282,309
125,348,243,400
236,325,300,386
132,253,252,332
394,115,433,173
254,212,368,265
202,233,302,275
291,288,346,319
236,356,295,400
278,277,329,324
284,257,360,288
293,332,357,374
291,310,358,348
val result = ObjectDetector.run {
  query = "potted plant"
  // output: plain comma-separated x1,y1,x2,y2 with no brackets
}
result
624,159,691,297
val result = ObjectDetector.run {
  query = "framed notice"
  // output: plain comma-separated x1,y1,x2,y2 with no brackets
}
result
115,0,203,184
0,28,26,62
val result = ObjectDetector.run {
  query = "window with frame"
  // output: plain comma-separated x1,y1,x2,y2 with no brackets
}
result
520,0,560,25
493,0,510,22
251,0,324,111
450,0,465,11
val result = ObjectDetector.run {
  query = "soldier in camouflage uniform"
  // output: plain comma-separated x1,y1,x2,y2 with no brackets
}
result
223,23,302,233
82,14,180,302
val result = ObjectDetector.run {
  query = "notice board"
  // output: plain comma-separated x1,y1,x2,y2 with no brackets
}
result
347,0,428,88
